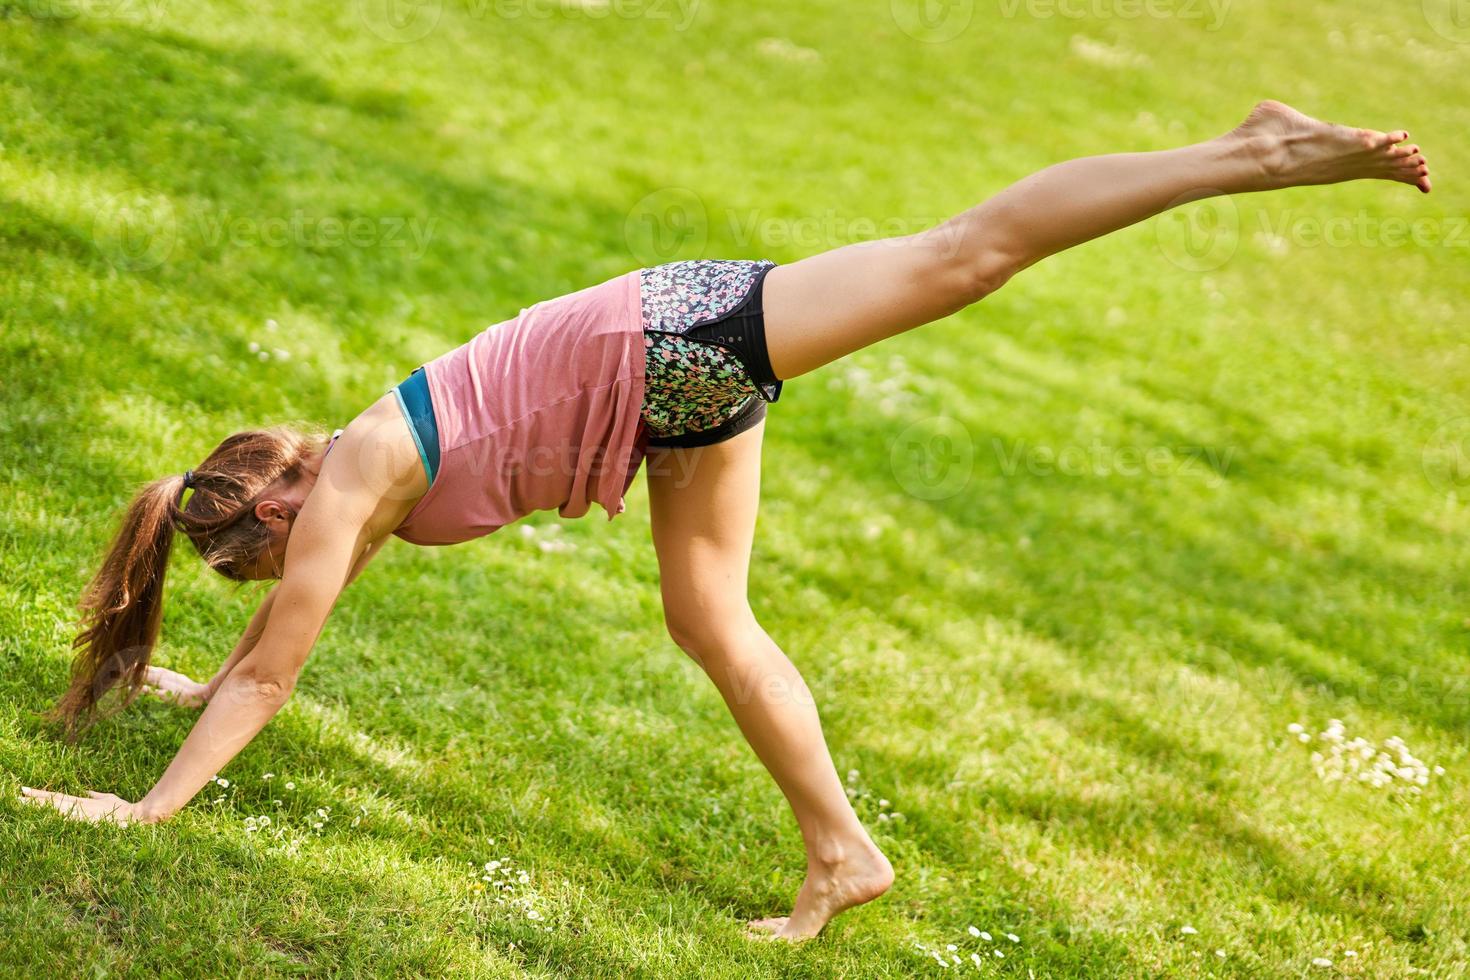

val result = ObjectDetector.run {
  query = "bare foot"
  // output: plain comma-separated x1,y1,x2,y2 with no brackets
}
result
746,839,895,942
1228,99,1431,194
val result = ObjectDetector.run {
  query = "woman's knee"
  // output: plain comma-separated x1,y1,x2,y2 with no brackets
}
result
663,598,760,663
919,219,1024,307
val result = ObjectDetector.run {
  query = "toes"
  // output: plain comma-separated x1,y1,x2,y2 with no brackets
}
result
745,917,789,939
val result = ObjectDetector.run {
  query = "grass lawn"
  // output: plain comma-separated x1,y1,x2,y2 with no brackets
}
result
3,1,1469,975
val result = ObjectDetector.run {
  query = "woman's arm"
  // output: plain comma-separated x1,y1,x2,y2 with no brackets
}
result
130,498,375,823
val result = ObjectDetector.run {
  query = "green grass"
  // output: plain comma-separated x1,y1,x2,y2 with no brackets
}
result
3,1,1469,975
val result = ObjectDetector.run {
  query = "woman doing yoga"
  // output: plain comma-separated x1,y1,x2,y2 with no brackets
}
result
21,102,1432,940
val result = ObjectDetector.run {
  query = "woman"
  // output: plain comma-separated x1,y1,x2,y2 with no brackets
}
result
21,102,1431,941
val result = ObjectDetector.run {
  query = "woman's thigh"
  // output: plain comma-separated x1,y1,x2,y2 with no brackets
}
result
761,228,980,381
645,420,765,650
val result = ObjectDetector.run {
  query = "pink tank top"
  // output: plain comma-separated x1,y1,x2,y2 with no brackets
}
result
392,269,648,546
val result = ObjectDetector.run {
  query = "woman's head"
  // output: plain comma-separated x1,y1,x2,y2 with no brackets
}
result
47,425,327,738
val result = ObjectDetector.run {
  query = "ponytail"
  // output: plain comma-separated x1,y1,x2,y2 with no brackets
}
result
46,475,188,739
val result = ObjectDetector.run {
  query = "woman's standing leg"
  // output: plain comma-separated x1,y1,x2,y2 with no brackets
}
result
762,101,1429,378
646,422,893,941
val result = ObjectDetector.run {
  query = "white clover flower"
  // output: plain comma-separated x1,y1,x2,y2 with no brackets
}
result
1287,723,1305,734
1180,925,1197,935
1215,950,1226,958
285,782,295,790
248,342,261,353
980,931,992,941
970,953,982,966
1343,950,1357,958
1007,933,1020,942
266,319,279,331
1312,957,1332,968
994,950,1004,959
968,926,981,938
272,348,290,361
263,773,274,781
946,944,957,952
1297,733,1312,743
258,350,270,362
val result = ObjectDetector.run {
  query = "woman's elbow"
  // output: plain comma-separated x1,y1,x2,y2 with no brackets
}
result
219,671,296,706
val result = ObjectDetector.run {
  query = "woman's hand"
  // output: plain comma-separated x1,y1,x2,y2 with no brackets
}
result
142,665,211,708
17,787,155,826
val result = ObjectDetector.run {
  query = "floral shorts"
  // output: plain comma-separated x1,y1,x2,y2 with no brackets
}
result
639,259,783,449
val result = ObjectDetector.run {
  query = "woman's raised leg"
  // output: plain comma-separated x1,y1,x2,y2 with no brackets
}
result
762,100,1430,378
646,423,893,941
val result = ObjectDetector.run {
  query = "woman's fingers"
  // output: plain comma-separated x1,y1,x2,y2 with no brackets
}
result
19,787,134,824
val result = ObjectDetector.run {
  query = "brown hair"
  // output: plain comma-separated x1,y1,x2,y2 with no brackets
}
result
46,426,324,739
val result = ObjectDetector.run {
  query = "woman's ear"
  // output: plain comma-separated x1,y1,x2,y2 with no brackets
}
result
254,500,294,529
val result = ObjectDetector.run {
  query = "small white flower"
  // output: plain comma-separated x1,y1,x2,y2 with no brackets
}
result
946,944,957,952
248,341,261,353
970,953,982,966
266,319,279,331
1297,732,1312,743
879,799,890,808
968,926,981,938
285,782,295,790
1312,957,1333,968
1006,933,1020,942
1343,950,1357,958
847,769,859,782
980,931,993,941
1180,925,1198,936
1215,950,1226,959
1288,723,1305,734
994,950,1004,959
263,773,274,780
313,821,323,830
272,348,290,361
258,350,270,362
878,813,890,822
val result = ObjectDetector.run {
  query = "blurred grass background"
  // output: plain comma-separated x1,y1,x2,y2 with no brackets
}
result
1,0,1468,975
